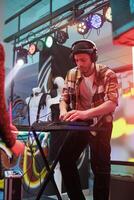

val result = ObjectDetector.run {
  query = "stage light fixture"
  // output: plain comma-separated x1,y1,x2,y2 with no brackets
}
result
68,7,84,25
54,30,69,44
45,36,54,48
28,43,37,55
90,13,104,29
16,47,28,65
28,36,53,54
77,20,89,35
103,6,112,22
74,8,85,18
36,39,45,51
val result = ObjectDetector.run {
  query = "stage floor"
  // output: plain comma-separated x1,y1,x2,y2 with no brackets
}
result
0,190,93,200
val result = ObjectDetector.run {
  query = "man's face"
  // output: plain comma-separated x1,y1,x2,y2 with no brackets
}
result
74,53,93,76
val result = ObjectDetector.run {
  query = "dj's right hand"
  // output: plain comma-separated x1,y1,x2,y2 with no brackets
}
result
10,140,25,156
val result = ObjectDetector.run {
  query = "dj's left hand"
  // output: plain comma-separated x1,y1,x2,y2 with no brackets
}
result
63,110,89,121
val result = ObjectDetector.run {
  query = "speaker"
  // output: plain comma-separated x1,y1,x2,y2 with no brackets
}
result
110,0,134,46
110,175,134,200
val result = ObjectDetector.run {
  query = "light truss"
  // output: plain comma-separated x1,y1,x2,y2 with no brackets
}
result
4,0,109,46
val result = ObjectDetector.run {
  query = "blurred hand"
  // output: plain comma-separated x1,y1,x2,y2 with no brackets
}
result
10,124,18,139
0,43,5,61
10,140,25,156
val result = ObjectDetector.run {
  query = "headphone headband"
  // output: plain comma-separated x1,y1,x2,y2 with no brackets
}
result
71,39,97,50
71,39,98,62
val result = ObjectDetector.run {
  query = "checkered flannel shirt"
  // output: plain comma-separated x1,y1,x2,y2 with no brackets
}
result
60,64,119,126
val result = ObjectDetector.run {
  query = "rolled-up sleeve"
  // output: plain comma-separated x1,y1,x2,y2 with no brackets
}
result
60,75,69,101
104,70,119,105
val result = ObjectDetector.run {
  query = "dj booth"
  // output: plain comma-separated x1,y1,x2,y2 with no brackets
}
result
0,121,90,200
18,120,94,200
32,120,102,199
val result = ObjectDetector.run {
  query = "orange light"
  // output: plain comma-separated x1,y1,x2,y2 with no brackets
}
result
28,43,37,55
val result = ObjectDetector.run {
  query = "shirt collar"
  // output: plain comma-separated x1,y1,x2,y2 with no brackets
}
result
76,64,99,86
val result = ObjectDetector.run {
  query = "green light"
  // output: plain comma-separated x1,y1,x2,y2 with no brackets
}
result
45,36,53,48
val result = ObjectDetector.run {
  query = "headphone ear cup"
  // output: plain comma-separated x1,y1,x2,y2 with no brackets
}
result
70,52,76,65
91,49,98,62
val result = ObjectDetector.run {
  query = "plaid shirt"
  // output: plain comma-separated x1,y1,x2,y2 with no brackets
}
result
60,64,119,126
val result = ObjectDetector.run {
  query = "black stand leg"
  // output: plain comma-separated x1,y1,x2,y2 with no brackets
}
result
37,131,72,200
32,130,62,200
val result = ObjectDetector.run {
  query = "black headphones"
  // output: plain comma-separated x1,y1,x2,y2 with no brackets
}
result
70,39,98,62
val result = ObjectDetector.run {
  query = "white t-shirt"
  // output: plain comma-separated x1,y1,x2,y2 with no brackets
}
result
78,73,96,110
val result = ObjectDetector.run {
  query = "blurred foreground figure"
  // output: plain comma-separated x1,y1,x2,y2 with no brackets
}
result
0,43,25,156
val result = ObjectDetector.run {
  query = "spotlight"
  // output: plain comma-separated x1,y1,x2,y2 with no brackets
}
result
16,59,25,66
103,6,112,22
28,43,37,55
28,36,54,54
77,20,89,35
54,30,69,44
16,47,28,65
36,39,45,51
89,13,104,29
45,36,54,48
